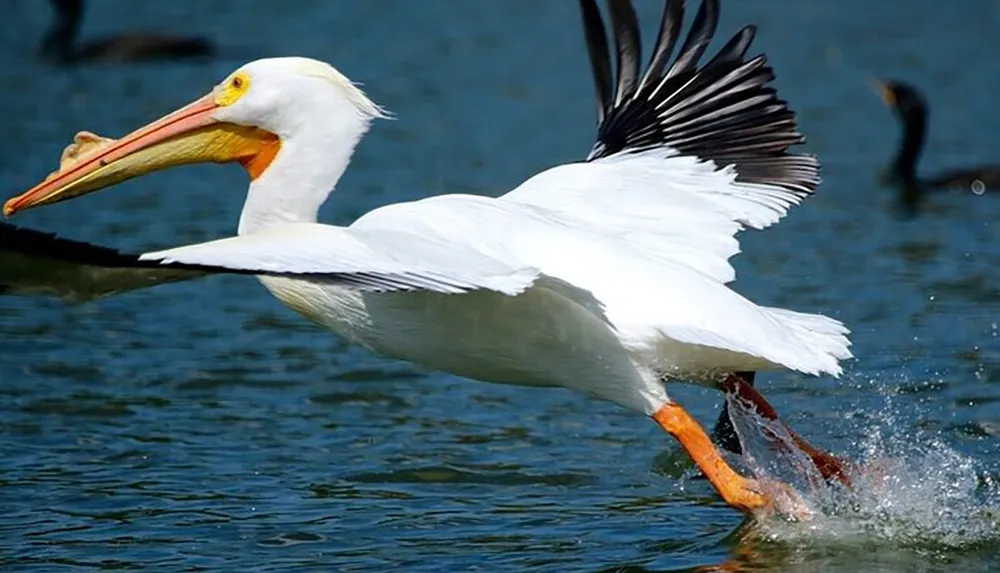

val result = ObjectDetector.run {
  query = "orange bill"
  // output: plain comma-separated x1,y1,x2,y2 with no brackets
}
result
4,94,278,218
869,77,895,107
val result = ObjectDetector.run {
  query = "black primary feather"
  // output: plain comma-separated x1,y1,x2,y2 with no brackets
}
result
664,0,717,79
580,0,820,197
637,0,683,93
578,0,613,124
1,221,158,269
0,221,203,300
607,0,642,108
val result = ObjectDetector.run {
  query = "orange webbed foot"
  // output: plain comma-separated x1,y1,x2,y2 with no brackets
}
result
652,402,812,521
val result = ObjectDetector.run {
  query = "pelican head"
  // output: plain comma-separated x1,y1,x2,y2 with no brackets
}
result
5,57,389,225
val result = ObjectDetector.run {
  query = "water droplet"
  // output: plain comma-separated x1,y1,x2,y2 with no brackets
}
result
971,179,985,195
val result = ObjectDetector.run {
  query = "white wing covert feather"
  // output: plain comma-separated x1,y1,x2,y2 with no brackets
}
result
502,150,810,284
139,223,540,296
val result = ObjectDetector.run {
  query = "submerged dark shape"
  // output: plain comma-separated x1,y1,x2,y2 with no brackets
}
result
40,0,214,65
580,0,828,461
874,79,1000,213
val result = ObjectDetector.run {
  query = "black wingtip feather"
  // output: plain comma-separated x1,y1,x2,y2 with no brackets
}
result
581,0,820,197
1,222,151,269
704,25,755,69
579,0,613,124
664,0,717,79
607,0,642,108
639,0,683,92
0,222,258,277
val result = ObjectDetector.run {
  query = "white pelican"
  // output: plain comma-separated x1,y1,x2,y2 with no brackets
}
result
4,0,852,517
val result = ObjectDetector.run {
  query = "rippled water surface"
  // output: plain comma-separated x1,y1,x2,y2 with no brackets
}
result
1,0,999,571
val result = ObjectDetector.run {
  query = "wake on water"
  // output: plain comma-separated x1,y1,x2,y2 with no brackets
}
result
723,378,1000,548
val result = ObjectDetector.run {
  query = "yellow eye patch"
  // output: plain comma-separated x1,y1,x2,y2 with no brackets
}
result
215,72,250,107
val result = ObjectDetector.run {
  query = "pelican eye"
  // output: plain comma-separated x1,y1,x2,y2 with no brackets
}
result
216,72,251,106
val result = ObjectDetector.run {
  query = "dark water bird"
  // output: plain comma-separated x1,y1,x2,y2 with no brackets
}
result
39,0,214,65
874,79,1000,212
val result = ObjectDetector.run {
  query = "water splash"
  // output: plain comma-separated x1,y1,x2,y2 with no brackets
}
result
724,389,1000,548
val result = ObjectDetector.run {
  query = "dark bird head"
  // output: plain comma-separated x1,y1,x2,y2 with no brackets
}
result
40,0,84,64
874,78,928,125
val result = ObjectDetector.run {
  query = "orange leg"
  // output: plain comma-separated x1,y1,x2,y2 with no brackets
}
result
719,373,853,487
652,402,806,517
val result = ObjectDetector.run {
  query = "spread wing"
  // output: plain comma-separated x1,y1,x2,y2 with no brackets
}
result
505,0,820,285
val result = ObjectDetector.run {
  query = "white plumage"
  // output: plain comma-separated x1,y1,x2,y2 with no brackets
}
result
10,1,853,417
137,153,848,415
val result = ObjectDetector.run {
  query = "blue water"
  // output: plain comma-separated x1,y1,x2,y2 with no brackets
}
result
1,0,999,571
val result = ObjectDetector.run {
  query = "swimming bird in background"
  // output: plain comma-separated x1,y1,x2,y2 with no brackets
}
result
5,0,853,517
40,0,214,65
874,79,1000,212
